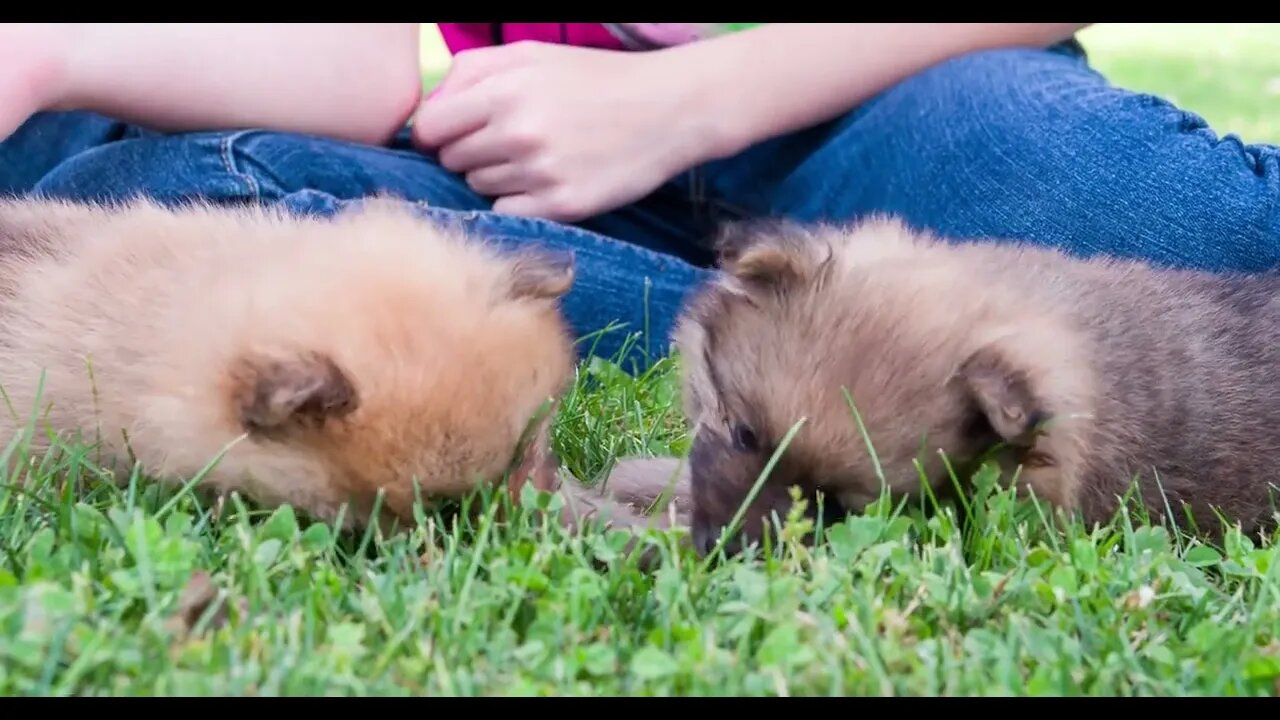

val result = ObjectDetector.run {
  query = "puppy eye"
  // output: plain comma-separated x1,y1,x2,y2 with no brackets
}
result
731,423,759,452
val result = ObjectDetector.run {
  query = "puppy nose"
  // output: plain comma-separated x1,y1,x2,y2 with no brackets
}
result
811,492,848,526
693,524,717,557
694,524,744,557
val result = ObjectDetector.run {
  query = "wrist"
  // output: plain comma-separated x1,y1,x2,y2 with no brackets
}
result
645,36,778,168
640,44,753,171
640,22,1095,172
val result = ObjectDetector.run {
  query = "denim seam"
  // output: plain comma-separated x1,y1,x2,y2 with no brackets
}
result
218,131,261,200
418,206,684,273
688,168,703,206
292,191,686,274
683,166,753,234
705,196,754,220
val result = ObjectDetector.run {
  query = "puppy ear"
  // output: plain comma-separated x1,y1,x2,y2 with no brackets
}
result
506,248,575,301
713,220,830,290
952,324,1096,513
229,350,360,437
955,336,1051,449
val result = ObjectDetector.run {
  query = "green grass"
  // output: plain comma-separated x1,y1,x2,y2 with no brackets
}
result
4,24,1280,697
1079,23,1280,143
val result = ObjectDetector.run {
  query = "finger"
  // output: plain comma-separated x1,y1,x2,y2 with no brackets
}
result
493,190,592,224
491,193,540,218
437,126,515,174
412,86,497,151
465,162,538,197
430,44,538,100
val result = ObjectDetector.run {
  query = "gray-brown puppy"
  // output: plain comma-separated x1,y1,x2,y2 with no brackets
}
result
673,214,1280,555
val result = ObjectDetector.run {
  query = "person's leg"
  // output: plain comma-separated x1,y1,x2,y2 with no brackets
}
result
27,125,714,368
0,110,158,196
694,39,1280,272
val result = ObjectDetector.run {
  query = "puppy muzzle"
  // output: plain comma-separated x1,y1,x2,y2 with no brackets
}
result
692,489,847,558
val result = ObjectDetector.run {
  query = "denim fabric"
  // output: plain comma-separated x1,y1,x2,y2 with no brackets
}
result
3,40,1279,370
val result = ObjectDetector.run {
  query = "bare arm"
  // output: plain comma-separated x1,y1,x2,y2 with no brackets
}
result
661,23,1093,162
37,23,424,146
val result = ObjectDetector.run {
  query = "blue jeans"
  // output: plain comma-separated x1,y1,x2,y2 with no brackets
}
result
4,40,1279,369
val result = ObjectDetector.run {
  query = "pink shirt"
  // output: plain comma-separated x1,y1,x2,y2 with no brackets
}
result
437,23,760,55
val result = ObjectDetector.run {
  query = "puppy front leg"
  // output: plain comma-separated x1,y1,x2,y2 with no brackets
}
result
555,456,695,568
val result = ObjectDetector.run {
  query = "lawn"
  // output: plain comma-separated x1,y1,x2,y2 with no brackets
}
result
4,24,1280,697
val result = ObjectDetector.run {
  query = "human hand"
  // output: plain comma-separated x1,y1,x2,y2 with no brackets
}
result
411,41,718,223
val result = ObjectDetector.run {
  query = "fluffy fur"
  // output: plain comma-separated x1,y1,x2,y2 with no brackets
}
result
586,456,692,525
0,195,669,535
673,214,1280,555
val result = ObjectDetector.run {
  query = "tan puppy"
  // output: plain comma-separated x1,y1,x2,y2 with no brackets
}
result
0,195,665,535
672,215,1280,555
